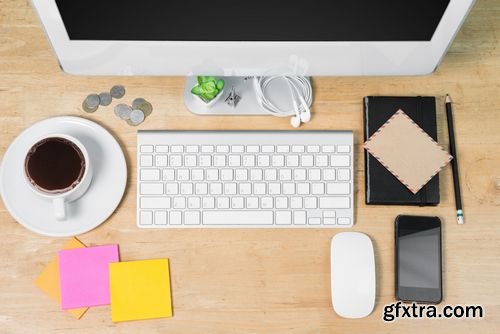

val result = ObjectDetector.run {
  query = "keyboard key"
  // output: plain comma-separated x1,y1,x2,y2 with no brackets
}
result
171,145,184,153
186,145,199,153
319,197,350,209
203,211,273,225
195,183,208,195
323,169,336,181
275,197,288,209
201,145,214,153
291,197,303,209
188,197,201,209
170,211,182,225
240,183,252,195
184,155,197,167
140,183,163,195
199,155,212,167
156,145,169,153
229,155,241,167
140,155,153,167
235,169,248,181
185,211,201,225
265,169,278,181
324,218,336,225
327,182,350,195
316,155,328,167
276,211,292,225
216,145,229,153
209,183,223,195
261,197,273,209
177,169,190,181
293,169,307,181
217,197,230,209
170,155,182,167
163,169,175,181
305,197,318,209
140,211,153,225
297,183,310,195
301,155,314,167
165,183,179,195
312,183,325,195
277,145,289,153
292,145,305,153
283,183,296,195
272,155,285,167
203,197,215,209
250,169,263,181
294,211,307,224
180,183,193,195
247,145,259,153
268,183,281,195
246,197,259,209
191,169,204,181
224,183,237,195
337,145,350,153
156,155,168,167
331,155,350,167
243,155,256,167
206,169,219,181
337,169,351,181
286,155,299,167
154,211,168,225
173,197,186,209
141,169,161,181
279,169,292,181
221,169,234,181
141,197,171,209
231,145,244,153
214,155,226,167
322,145,335,153
231,197,245,209
307,145,320,153
338,217,351,226
257,155,270,167
140,145,154,153
262,145,274,153
323,211,336,218
254,183,266,195
308,217,321,225
308,169,321,181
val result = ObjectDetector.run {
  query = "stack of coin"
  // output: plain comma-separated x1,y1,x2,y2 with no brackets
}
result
82,85,125,113
113,97,153,126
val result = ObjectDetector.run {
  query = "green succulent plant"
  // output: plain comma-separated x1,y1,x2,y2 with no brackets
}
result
191,76,225,103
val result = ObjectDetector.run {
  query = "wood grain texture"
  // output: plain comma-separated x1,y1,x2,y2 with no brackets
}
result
0,0,499,333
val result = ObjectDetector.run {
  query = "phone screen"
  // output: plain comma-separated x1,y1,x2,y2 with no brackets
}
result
396,216,442,303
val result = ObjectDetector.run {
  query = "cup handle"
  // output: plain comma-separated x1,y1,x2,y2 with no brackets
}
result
53,198,66,221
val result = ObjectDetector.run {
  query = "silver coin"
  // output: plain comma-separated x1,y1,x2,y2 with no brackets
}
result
134,100,153,117
82,101,98,113
84,94,100,109
110,85,126,99
114,104,132,120
129,109,145,125
99,92,112,106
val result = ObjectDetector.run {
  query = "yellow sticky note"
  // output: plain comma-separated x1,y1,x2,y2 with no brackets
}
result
34,237,88,319
109,259,172,322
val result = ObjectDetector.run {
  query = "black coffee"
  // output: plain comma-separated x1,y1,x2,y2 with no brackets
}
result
25,137,86,193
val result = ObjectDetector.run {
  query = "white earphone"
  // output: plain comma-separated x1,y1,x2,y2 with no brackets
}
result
254,76,313,127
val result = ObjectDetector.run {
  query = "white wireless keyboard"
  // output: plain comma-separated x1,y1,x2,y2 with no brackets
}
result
137,131,354,228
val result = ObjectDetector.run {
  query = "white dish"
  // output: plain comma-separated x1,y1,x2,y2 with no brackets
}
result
0,116,127,237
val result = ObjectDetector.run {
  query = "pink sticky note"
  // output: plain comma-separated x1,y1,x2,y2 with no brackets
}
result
59,245,119,309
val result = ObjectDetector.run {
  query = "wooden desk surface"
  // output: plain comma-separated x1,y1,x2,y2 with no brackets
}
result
1,0,499,333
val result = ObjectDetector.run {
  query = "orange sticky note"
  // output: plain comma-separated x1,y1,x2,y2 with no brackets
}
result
34,237,89,319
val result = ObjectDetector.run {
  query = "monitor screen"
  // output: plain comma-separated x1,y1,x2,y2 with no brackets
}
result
55,0,450,42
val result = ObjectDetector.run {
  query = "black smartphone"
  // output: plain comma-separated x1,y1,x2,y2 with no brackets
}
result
395,215,442,304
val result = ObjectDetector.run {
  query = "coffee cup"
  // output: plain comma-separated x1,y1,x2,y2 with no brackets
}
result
24,134,93,221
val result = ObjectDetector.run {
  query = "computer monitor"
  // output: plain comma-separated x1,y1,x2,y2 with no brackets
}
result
32,0,474,76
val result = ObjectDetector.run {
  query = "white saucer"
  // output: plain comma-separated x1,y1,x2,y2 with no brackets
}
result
0,116,127,237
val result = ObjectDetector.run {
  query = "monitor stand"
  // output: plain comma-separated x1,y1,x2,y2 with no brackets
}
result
184,76,297,116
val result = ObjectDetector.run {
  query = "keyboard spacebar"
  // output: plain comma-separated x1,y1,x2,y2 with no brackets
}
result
203,211,274,225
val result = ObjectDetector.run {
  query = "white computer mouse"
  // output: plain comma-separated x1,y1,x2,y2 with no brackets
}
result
330,232,376,318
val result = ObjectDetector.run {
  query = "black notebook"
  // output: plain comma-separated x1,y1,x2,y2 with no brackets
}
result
363,96,440,206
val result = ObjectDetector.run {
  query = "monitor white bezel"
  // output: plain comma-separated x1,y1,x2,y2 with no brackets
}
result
31,0,475,76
